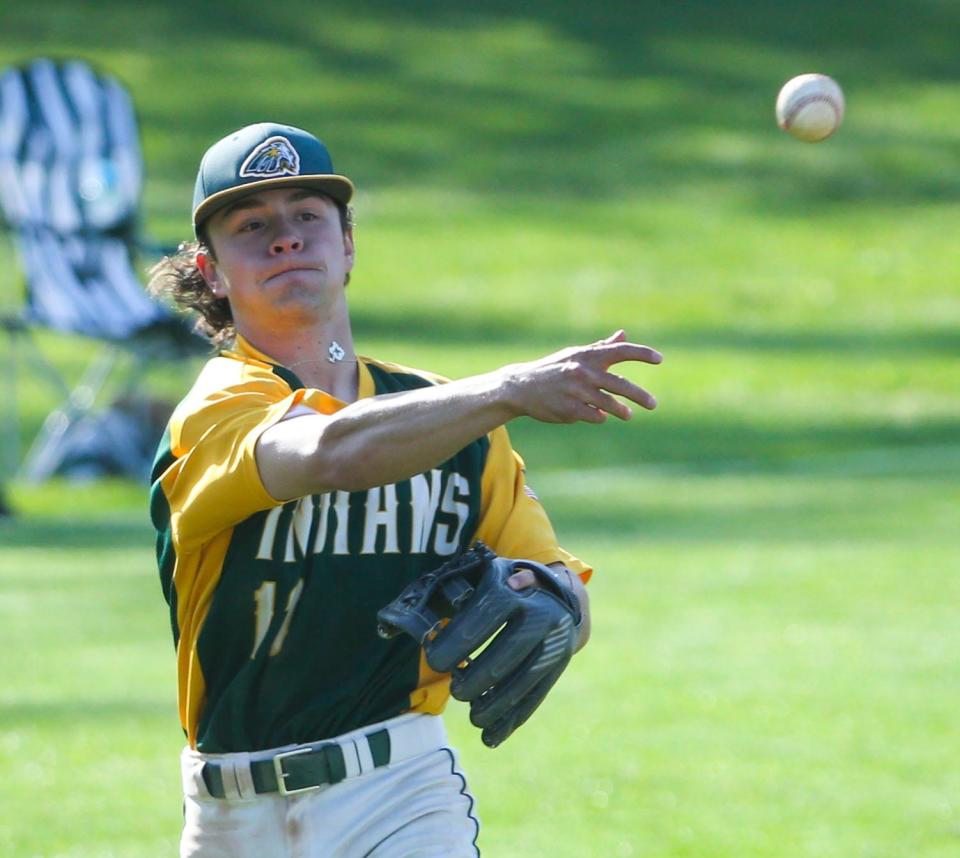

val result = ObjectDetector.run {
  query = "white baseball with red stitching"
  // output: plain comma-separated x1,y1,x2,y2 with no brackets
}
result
776,73,845,142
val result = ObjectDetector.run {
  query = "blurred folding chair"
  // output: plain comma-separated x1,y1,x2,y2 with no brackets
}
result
0,58,200,483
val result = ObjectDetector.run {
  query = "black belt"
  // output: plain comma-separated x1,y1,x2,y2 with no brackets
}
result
202,728,391,798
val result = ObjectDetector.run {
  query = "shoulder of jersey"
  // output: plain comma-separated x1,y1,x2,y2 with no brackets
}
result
198,350,279,391
172,351,284,416
360,355,451,386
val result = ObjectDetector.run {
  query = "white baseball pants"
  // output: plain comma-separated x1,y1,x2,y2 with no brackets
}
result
179,713,480,857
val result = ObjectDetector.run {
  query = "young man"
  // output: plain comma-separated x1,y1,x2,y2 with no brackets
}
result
149,122,662,857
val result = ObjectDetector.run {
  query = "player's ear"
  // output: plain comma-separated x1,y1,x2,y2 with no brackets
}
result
196,248,226,298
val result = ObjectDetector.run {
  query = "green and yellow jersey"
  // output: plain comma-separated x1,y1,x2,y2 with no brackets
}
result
150,336,591,753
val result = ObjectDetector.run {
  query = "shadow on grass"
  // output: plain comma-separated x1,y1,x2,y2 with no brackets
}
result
547,489,944,546
3,0,959,215
539,454,959,548
351,307,960,357
3,425,954,553
9,308,956,482
0,698,172,726
3,417,956,552
0,518,151,549
510,415,960,474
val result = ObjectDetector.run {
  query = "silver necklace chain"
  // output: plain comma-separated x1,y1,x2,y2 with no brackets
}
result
287,341,357,369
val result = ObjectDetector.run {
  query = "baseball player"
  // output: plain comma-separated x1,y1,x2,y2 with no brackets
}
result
148,122,661,858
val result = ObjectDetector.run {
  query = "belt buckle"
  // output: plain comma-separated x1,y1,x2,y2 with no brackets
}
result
273,746,322,797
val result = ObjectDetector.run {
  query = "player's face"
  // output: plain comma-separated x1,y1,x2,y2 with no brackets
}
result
198,188,355,331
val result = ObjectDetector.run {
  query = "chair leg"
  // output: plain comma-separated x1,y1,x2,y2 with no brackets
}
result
19,345,119,483
1,325,22,485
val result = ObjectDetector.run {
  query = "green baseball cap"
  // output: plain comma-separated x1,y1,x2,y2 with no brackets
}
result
192,122,354,235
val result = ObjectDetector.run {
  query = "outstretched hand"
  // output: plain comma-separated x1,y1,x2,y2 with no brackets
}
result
501,330,662,424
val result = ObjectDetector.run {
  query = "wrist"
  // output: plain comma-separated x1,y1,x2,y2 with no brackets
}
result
490,364,527,420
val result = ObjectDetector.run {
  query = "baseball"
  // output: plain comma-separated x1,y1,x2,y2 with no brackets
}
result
776,73,845,142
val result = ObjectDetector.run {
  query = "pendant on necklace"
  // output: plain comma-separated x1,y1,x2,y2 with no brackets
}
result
328,341,346,364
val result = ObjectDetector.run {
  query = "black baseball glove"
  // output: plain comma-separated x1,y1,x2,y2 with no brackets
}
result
377,543,582,748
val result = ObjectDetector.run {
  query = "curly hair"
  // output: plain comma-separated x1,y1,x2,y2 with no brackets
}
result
147,199,354,346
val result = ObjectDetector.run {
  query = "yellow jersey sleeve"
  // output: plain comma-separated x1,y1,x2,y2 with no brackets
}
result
159,358,341,551
474,426,593,583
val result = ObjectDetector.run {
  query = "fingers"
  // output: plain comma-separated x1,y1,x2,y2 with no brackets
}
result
597,372,658,413
580,388,629,420
597,341,663,367
517,333,661,425
507,569,538,590
567,364,656,419
593,332,662,367
550,367,657,423
583,334,661,418
568,399,611,424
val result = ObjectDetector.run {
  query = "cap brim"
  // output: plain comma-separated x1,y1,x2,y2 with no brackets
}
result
193,174,354,234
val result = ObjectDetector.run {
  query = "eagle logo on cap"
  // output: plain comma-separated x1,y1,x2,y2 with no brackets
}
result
239,136,301,178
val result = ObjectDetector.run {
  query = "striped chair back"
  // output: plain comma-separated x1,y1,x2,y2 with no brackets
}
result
0,58,172,340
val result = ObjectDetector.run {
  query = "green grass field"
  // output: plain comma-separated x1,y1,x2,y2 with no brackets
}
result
1,2,959,856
